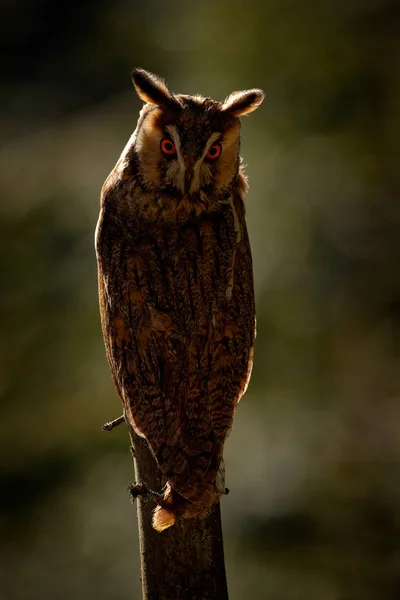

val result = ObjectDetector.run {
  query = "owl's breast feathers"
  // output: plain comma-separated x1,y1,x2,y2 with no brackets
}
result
96,173,255,529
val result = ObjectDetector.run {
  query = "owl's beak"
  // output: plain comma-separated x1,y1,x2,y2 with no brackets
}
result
184,167,194,194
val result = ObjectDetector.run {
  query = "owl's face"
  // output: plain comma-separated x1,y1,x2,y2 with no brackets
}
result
130,69,264,196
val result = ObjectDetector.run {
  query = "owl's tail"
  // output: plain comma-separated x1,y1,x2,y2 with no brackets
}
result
152,459,226,532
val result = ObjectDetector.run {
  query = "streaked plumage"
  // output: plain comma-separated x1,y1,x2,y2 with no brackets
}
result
95,69,264,531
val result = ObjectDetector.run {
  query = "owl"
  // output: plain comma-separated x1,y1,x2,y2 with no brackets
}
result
96,68,264,531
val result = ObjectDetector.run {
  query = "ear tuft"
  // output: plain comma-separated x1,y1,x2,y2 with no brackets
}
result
131,68,178,108
221,88,265,117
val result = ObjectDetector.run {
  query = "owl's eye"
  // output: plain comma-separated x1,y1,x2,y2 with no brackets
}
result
206,143,221,160
160,138,176,155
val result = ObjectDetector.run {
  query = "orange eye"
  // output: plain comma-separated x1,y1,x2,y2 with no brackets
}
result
206,143,221,160
160,138,176,155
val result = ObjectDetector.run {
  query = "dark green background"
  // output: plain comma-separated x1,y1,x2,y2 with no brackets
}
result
1,1,400,598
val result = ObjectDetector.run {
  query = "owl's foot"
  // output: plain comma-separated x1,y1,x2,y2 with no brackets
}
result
127,482,230,506
127,481,162,503
102,415,125,431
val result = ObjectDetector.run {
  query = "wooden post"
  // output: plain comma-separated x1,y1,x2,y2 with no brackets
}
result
127,424,229,600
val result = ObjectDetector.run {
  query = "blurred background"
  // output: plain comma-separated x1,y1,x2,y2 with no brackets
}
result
1,0,400,598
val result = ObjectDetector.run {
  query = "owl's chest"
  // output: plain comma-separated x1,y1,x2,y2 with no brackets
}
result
130,208,239,328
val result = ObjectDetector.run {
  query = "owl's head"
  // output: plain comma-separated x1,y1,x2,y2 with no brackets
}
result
130,69,264,196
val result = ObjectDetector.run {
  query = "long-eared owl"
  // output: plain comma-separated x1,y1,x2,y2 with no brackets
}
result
95,69,264,531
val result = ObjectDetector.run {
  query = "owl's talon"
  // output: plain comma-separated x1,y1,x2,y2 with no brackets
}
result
127,481,162,503
102,415,125,431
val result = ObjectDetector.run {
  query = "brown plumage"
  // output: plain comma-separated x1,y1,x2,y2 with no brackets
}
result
95,68,264,531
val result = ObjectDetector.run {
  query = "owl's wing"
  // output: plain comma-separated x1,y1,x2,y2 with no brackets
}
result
96,201,203,499
205,197,256,451
231,215,256,403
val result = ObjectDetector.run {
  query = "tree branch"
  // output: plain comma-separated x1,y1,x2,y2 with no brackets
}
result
127,423,229,600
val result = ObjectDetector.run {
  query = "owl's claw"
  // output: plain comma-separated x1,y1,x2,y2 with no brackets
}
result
127,483,230,504
102,415,125,431
127,481,162,503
